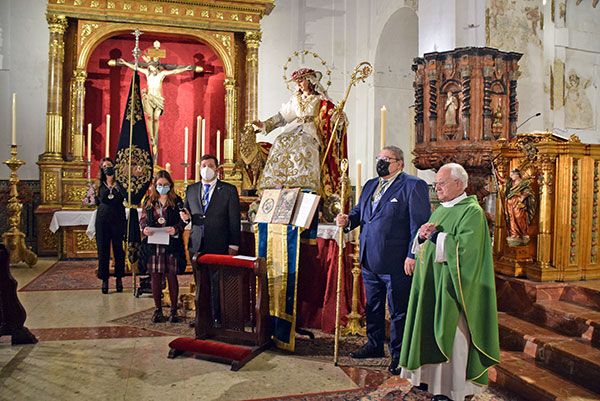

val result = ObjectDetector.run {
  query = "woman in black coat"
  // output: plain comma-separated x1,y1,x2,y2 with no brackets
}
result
95,157,127,294
140,170,187,323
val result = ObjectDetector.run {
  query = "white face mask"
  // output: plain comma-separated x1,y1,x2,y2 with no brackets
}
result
200,166,216,181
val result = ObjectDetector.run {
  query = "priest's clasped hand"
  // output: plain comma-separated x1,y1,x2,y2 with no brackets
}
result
418,223,438,240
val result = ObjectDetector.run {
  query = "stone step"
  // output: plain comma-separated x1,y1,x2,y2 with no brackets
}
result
531,300,600,347
561,281,600,310
490,351,600,401
498,312,600,394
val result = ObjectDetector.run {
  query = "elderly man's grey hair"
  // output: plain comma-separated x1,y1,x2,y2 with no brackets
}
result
382,145,404,161
440,163,468,190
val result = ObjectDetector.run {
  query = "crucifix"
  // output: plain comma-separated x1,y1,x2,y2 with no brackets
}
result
109,40,207,160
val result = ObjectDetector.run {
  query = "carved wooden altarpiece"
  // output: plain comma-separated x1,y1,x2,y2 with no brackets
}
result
37,0,273,257
493,133,600,282
412,47,522,201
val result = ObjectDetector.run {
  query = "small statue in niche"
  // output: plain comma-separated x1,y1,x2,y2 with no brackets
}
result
444,91,458,127
492,98,503,138
496,168,536,246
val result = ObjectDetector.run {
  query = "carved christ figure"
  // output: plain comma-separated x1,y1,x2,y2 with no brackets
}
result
118,57,193,159
444,91,458,126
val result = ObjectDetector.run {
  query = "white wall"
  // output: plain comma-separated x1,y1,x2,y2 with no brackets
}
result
0,0,48,180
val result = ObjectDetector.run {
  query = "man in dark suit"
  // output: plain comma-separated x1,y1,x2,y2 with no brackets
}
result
336,145,430,375
181,154,241,256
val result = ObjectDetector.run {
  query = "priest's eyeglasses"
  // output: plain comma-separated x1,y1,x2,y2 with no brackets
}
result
433,178,459,188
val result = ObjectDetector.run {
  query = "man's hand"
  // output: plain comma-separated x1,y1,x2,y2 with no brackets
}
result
143,227,153,236
418,223,437,240
166,227,176,235
228,247,238,256
252,120,265,130
335,213,349,228
404,257,416,276
179,210,190,222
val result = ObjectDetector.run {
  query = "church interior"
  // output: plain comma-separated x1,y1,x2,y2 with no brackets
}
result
2,0,600,400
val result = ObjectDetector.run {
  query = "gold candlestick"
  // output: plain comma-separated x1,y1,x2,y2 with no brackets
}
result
2,145,38,267
342,230,366,336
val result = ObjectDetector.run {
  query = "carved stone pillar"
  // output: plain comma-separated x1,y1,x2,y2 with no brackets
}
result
69,69,87,162
223,78,242,186
43,14,68,161
244,31,261,123
531,152,557,279
509,71,519,138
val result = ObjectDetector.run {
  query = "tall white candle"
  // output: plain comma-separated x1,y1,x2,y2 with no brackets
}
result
216,130,221,162
201,119,206,156
87,123,92,162
165,162,171,173
380,105,387,147
184,126,189,163
105,114,111,157
196,116,202,162
356,160,362,205
11,93,16,146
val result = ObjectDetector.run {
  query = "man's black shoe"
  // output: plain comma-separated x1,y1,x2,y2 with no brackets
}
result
431,395,453,401
349,345,385,359
388,356,401,375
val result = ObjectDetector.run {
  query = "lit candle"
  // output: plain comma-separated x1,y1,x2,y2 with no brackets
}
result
87,123,92,162
380,105,387,147
11,93,16,146
196,116,202,161
105,114,110,157
216,130,221,162
356,160,362,205
201,119,206,156
184,126,189,163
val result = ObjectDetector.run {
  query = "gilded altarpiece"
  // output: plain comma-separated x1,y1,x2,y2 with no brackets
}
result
412,47,522,200
493,133,600,281
38,0,273,256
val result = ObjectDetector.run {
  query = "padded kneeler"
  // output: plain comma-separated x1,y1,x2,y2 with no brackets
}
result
168,337,265,371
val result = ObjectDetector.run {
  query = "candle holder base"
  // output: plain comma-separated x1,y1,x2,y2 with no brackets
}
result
341,311,366,336
2,230,38,268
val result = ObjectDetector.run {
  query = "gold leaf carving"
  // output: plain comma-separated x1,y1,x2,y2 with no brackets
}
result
80,23,99,46
216,12,224,19
186,9,194,16
171,7,179,15
74,0,83,5
201,10,209,18
45,172,58,202
140,4,147,11
231,14,239,21
90,1,99,7
123,3,131,11
107,2,115,9
41,227,58,250
245,15,254,22
76,232,97,251
214,33,232,55
64,186,87,202
155,6,163,13
56,0,66,4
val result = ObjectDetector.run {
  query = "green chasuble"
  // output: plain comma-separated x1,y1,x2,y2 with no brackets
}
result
399,195,500,385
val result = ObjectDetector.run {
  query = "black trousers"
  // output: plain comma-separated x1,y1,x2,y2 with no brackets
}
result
95,218,125,280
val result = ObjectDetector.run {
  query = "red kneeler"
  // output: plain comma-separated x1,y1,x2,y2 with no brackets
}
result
168,254,271,371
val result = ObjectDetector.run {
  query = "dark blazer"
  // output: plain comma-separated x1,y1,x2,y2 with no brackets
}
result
347,172,430,275
95,181,127,225
184,179,241,255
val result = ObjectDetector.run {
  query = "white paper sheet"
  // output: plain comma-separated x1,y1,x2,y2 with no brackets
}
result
233,255,258,261
146,227,170,245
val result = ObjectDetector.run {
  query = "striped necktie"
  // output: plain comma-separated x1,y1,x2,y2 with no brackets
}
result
372,179,389,210
202,184,211,213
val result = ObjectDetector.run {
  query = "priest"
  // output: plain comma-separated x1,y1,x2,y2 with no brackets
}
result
398,163,500,401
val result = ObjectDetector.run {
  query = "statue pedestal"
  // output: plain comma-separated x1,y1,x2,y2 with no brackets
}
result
495,244,533,277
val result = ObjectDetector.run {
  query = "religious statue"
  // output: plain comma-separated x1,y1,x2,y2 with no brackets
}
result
492,98,503,138
253,67,346,194
444,91,458,126
117,41,195,160
499,168,536,246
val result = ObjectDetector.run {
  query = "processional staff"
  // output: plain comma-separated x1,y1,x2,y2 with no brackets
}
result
332,61,373,365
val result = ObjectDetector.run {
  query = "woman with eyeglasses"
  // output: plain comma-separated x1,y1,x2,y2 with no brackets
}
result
139,170,187,323
95,157,127,294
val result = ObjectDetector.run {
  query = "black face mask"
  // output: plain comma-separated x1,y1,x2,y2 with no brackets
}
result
104,166,115,177
376,159,391,177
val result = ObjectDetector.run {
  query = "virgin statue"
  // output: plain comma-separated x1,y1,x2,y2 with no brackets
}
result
253,68,346,196
504,169,536,246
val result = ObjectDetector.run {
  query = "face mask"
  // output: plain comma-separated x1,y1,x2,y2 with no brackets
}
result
104,166,115,176
201,166,216,181
376,159,390,177
156,185,170,195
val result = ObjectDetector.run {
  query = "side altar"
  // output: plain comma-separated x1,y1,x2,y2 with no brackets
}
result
37,0,274,257
493,132,600,281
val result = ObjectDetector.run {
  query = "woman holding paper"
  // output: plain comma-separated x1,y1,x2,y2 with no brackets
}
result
139,170,187,323
95,157,127,294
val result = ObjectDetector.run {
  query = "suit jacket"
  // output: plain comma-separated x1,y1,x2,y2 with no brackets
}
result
347,172,430,275
184,179,241,255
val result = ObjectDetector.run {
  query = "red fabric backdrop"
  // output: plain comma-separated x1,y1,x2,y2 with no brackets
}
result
85,33,225,180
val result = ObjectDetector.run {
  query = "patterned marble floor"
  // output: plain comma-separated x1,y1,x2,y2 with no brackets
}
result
1,258,518,401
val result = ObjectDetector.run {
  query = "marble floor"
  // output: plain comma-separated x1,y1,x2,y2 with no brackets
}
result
1,258,521,401
0,258,369,401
